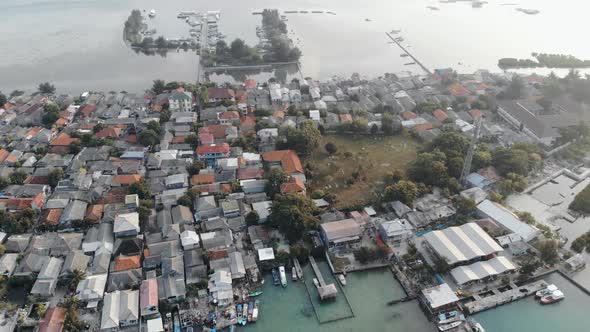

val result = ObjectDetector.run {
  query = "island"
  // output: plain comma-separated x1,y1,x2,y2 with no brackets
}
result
498,53,590,69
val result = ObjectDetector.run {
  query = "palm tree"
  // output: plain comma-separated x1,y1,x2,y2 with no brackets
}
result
69,269,86,290
62,297,83,332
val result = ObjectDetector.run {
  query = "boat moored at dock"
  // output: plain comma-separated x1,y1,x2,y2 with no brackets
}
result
540,290,565,304
272,268,280,286
279,266,288,287
338,274,347,286
535,284,558,298
438,321,462,331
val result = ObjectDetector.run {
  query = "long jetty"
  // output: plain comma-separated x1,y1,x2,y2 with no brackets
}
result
203,61,300,71
385,32,432,75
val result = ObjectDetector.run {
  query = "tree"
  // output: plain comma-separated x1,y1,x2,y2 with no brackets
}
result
502,75,524,99
160,109,171,123
138,129,159,147
0,244,5,256
0,91,6,106
0,177,9,190
36,303,47,319
68,141,81,154
325,142,337,155
453,197,476,215
353,247,378,264
47,168,64,188
434,256,450,273
230,38,250,59
62,297,83,332
349,118,369,133
152,79,166,94
185,133,199,149
128,179,151,199
147,120,161,135
268,194,320,243
38,82,56,94
383,180,418,205
155,36,167,49
279,120,321,156
187,160,205,176
177,195,193,208
538,240,559,265
245,211,259,226
9,170,27,185
370,124,379,134
265,168,289,198
519,256,541,276
69,269,86,289
408,150,448,187
382,113,402,135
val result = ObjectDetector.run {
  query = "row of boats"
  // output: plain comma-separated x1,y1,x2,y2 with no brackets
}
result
271,259,306,287
535,284,565,304
235,300,260,326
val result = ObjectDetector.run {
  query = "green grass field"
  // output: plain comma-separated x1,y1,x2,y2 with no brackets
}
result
306,134,420,209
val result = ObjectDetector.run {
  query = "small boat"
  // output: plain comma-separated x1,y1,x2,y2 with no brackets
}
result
229,325,235,332
312,278,320,288
252,300,259,322
279,266,287,288
401,54,410,57
292,267,297,281
365,18,371,22
536,284,558,298
237,304,243,325
293,259,304,280
540,290,565,304
472,322,486,332
338,274,347,286
249,291,263,297
390,29,402,34
149,9,156,18
299,11,308,13
438,310,461,324
326,11,336,15
311,11,324,13
438,321,462,331
242,304,248,325
284,11,298,14
272,268,280,286
247,302,254,322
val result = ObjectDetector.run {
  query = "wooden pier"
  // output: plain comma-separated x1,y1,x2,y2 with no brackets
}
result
463,280,547,314
385,32,432,75
309,256,338,300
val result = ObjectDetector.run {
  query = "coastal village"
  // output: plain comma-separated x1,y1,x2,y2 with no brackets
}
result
3,10,590,331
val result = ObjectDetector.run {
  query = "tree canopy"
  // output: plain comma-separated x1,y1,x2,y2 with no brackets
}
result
278,120,321,155
265,168,289,198
383,180,418,206
268,194,320,243
38,82,56,94
138,129,159,147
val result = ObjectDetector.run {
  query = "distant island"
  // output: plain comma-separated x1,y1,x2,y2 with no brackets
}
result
123,9,195,53
200,9,301,67
498,53,590,69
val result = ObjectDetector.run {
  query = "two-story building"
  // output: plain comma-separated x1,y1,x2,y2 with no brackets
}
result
320,219,362,252
196,143,230,166
168,91,193,112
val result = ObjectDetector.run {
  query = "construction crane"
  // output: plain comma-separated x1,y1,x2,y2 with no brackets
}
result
460,116,483,186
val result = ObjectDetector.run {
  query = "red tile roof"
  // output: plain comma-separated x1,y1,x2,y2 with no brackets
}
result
95,127,122,139
208,88,235,100
237,168,265,180
0,149,9,163
401,111,417,120
261,150,304,174
42,209,63,225
114,255,141,271
240,116,256,127
469,109,484,119
281,177,306,194
191,174,215,185
273,110,285,119
85,204,104,221
432,109,448,122
172,136,186,144
39,307,66,332
196,143,230,155
200,124,230,139
447,83,471,97
219,111,240,120
244,79,257,89
199,133,214,144
78,104,96,118
339,114,353,123
112,174,143,185
413,123,435,132
50,132,77,146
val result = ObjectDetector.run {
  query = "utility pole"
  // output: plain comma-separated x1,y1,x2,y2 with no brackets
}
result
460,116,483,186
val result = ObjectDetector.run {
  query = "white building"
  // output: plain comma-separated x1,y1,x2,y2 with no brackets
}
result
114,212,140,237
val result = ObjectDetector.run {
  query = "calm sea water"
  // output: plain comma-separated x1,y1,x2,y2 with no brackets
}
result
244,265,436,332
1,0,590,93
475,273,590,332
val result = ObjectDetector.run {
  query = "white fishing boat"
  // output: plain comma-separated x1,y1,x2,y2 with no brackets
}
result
338,274,347,286
149,9,156,18
279,266,287,288
540,290,565,304
292,267,297,281
438,321,462,331
535,284,558,298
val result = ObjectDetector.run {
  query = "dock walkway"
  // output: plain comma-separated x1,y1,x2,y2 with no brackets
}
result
464,280,547,314
310,256,327,287
385,32,431,75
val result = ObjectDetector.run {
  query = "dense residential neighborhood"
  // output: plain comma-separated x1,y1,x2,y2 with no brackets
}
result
0,67,590,332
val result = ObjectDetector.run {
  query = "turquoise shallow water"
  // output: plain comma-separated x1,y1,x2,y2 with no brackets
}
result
243,265,436,332
475,273,590,332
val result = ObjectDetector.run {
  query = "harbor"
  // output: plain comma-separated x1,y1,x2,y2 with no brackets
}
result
242,267,436,332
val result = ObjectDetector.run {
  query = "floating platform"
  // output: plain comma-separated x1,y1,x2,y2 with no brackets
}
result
464,280,548,314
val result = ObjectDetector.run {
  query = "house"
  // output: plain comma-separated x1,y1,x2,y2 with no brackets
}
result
220,199,240,218
31,257,63,297
208,88,235,103
168,91,192,112
476,199,539,242
119,289,140,327
82,223,114,254
229,251,246,280
377,219,414,247
421,283,460,315
111,174,142,187
59,200,88,226
60,250,90,278
157,274,186,303
208,270,233,307
196,143,230,166
165,173,188,189
320,219,362,252
171,205,193,224
38,307,66,332
101,291,120,331
146,318,165,332
140,278,160,318
261,150,305,181
219,111,240,125
280,176,306,194
180,230,199,250
0,253,18,277
251,201,272,223
114,212,140,237
75,273,108,303
195,195,219,221
113,255,141,272
49,132,77,153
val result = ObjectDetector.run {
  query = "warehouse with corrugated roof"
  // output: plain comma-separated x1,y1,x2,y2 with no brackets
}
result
423,222,503,267
450,256,517,286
